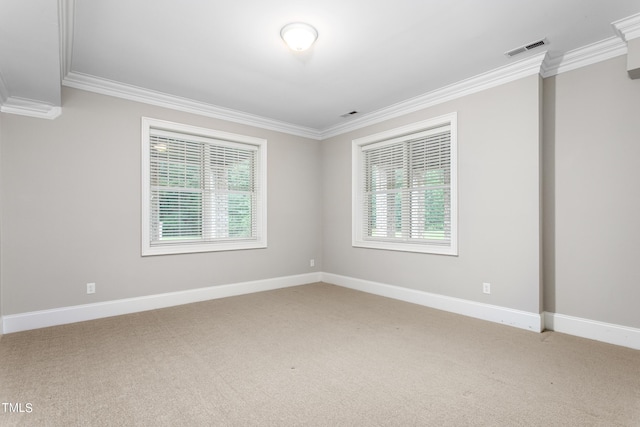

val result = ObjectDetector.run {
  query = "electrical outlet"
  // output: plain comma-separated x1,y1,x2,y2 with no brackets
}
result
87,283,96,294
482,282,491,294
310,259,315,267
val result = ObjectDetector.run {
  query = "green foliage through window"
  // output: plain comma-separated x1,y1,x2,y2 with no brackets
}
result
363,130,451,243
149,135,257,244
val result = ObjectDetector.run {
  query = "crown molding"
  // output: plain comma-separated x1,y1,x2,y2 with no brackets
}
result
55,7,637,140
62,51,547,141
0,97,62,119
541,37,627,78
612,12,640,42
58,35,629,140
58,0,319,138
320,51,548,139
59,0,75,79
62,72,322,140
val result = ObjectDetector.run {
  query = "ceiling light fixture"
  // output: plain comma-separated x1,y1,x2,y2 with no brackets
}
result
280,22,318,52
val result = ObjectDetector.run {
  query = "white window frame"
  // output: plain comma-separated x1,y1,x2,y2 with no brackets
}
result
352,112,457,255
141,117,267,256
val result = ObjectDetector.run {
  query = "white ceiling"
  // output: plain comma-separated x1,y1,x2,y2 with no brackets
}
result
1,0,640,135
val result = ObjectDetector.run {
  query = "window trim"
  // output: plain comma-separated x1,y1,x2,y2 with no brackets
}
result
352,112,457,255
141,117,267,256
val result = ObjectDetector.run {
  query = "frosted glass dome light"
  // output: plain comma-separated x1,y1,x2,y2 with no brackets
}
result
281,22,318,52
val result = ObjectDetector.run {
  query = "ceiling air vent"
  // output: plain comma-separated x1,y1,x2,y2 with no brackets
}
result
505,38,549,57
340,110,359,118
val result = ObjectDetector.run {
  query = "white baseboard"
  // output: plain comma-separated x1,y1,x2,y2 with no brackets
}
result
544,312,640,351
322,273,543,332
3,272,638,351
1,272,322,334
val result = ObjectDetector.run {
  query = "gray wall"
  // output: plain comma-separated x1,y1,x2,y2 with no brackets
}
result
322,75,543,314
0,113,3,322
544,55,640,328
2,55,638,332
0,87,322,315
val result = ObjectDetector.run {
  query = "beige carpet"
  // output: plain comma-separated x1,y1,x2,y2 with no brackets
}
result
1,282,639,426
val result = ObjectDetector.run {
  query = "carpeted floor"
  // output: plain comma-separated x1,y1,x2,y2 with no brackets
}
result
1,282,639,426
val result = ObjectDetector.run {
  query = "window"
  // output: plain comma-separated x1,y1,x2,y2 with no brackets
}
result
352,113,457,255
142,118,267,256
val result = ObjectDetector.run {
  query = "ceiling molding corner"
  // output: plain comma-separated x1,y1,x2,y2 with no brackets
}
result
541,37,627,78
0,97,62,119
62,72,322,139
320,51,548,139
59,0,75,79
612,12,640,42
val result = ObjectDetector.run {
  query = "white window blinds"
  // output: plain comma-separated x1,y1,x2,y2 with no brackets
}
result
353,113,457,255
142,118,266,255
